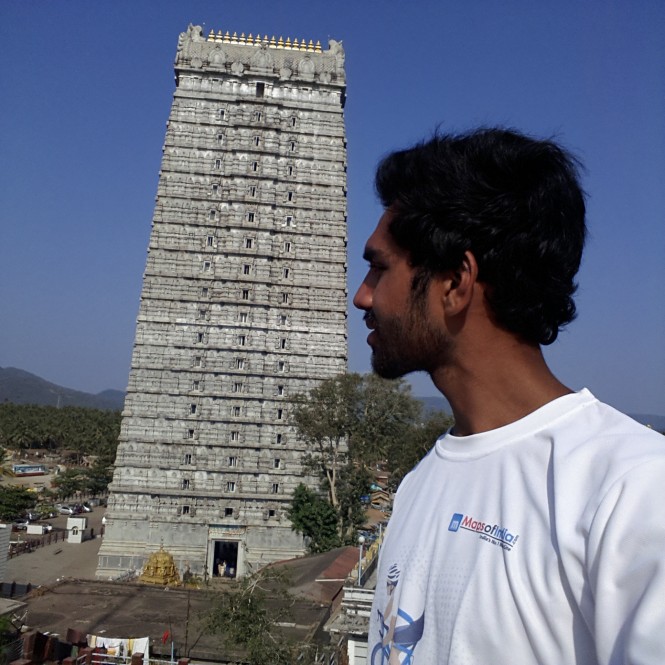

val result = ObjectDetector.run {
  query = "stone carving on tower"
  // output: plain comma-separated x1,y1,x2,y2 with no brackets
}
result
97,25,347,580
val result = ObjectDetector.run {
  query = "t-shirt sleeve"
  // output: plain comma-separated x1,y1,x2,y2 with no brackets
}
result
587,456,665,665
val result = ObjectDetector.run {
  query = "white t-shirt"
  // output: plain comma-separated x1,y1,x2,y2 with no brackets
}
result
368,390,665,664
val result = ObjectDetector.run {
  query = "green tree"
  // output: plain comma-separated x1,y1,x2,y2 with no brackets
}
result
202,568,295,665
0,486,37,521
290,372,424,545
287,484,341,553
386,410,455,489
51,468,86,500
290,373,362,512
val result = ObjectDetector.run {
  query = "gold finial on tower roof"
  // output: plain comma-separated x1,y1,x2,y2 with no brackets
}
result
205,28,326,51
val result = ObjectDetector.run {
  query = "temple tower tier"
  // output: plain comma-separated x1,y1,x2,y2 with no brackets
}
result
97,25,348,580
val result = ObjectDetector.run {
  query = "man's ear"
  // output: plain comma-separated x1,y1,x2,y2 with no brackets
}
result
442,251,479,315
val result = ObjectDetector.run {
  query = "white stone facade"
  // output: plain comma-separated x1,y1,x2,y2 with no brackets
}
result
97,26,347,580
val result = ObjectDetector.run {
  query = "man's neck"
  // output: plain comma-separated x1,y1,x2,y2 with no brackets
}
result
431,337,572,437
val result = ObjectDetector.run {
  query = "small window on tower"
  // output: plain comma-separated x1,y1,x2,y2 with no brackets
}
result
219,109,226,120
184,453,192,464
201,287,209,297
285,216,293,227
277,409,283,420
291,117,297,127
252,161,259,172
203,261,211,272
190,404,197,414
229,456,238,467
227,481,236,492
287,191,293,201
253,111,262,121
209,210,216,220
232,406,241,417
236,358,245,369
247,212,255,223
239,312,248,323
277,385,284,396
238,335,246,346
281,293,289,303
245,238,253,249
230,431,240,441
283,268,290,278
280,338,287,349
225,507,234,517
249,186,257,197
187,429,195,439
207,235,214,246
243,264,251,275
182,505,191,515
256,82,265,97
182,479,190,490
197,332,204,343
271,483,280,494
215,159,222,169
218,133,224,144
276,433,283,444
211,183,219,195
283,242,291,252
253,136,260,147
242,289,250,300
273,458,281,469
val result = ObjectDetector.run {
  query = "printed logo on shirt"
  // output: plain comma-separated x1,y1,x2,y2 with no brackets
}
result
448,512,520,551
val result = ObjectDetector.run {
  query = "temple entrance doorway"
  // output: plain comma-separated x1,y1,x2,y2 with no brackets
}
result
213,540,238,578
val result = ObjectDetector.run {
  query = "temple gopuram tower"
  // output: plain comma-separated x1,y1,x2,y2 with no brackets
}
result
97,25,347,579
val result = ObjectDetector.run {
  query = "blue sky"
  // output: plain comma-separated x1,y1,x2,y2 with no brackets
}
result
1,1,663,416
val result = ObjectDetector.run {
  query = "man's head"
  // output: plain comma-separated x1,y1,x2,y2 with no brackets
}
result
354,127,587,379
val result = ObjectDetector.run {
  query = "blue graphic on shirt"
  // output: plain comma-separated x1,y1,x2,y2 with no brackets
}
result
448,513,464,532
371,564,425,664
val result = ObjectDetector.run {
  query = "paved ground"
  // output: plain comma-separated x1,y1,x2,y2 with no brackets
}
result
6,508,106,585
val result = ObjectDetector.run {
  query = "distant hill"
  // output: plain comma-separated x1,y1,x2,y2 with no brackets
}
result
417,395,452,417
0,367,125,411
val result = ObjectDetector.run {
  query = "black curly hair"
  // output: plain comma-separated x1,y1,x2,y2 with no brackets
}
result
375,128,587,345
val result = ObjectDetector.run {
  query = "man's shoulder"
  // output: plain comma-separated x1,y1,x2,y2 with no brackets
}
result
553,395,665,492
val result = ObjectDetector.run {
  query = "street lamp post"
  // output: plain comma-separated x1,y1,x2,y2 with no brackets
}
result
357,534,366,586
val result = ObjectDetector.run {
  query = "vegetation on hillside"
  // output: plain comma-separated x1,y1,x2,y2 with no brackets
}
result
0,403,120,460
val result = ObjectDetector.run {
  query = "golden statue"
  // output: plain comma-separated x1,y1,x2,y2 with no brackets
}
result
139,544,181,586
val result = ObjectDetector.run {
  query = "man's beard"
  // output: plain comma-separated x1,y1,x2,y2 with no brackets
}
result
369,305,451,380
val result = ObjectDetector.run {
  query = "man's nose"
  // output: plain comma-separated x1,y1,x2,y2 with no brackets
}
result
353,279,371,311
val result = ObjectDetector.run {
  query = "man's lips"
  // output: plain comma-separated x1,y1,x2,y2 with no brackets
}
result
363,312,377,330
